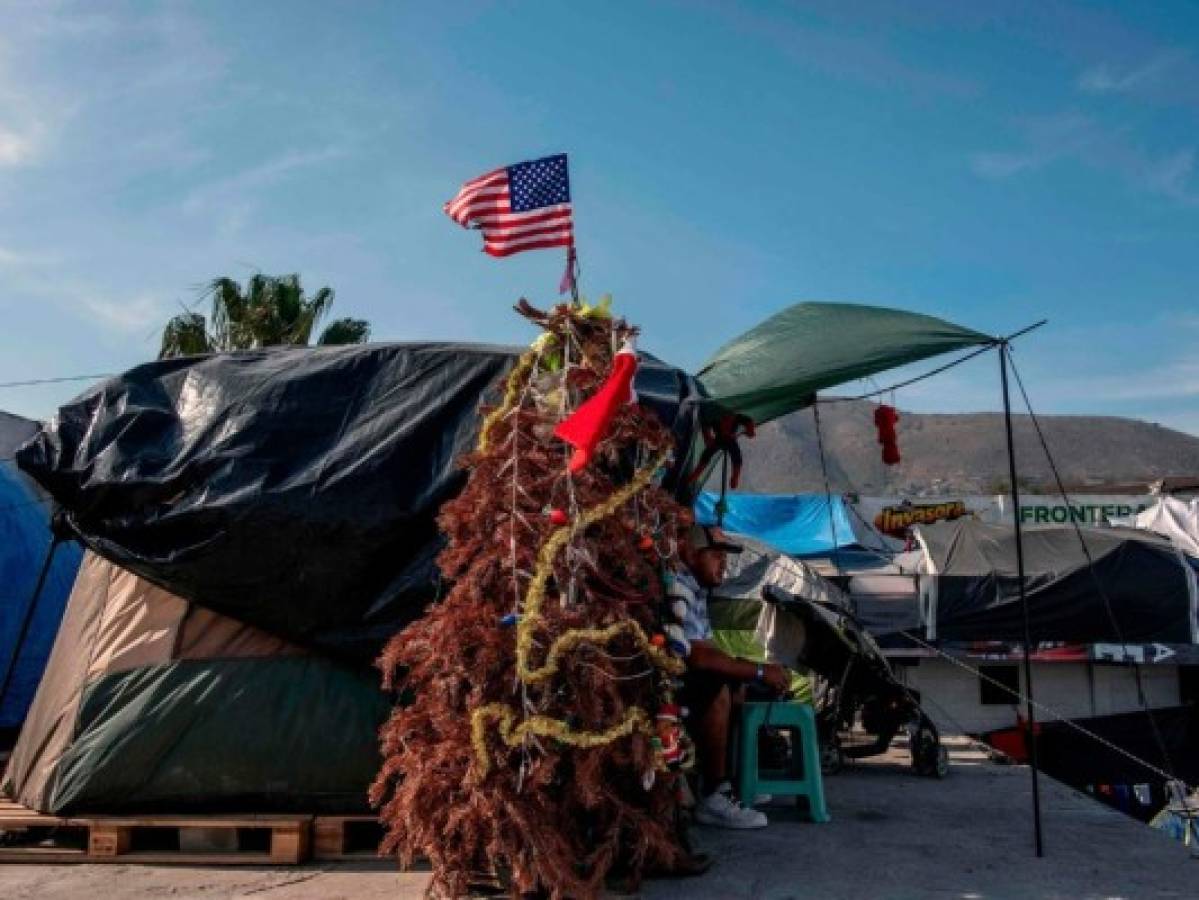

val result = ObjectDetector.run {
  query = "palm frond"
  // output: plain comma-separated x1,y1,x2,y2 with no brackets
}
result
317,317,371,346
170,273,368,352
207,277,249,351
159,313,214,359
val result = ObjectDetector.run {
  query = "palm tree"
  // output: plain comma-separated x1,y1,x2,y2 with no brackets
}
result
159,274,371,358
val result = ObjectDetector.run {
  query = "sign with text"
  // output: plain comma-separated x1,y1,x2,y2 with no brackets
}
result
853,494,1155,535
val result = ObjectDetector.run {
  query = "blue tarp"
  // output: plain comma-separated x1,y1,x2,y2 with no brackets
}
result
694,491,876,557
1,430,82,729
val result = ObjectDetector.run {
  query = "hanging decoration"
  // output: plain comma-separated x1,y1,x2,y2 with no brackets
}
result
372,299,693,899
553,337,639,473
685,412,756,489
874,403,901,466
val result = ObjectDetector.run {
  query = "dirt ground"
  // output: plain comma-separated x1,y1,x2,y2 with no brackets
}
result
2,739,1194,899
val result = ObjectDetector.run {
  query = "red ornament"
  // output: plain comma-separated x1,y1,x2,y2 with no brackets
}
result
548,508,569,526
650,634,666,648
874,404,901,466
638,534,655,552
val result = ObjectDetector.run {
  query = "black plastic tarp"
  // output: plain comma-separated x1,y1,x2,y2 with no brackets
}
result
17,343,702,660
918,520,1198,643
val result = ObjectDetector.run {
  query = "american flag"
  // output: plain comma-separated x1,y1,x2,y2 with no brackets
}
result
443,154,574,258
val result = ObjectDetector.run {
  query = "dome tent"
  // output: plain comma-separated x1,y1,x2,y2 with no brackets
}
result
0,411,82,734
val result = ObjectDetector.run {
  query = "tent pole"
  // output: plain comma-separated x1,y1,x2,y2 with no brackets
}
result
1000,341,1044,858
0,536,61,714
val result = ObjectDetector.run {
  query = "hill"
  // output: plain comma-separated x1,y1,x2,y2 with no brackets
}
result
725,400,1199,496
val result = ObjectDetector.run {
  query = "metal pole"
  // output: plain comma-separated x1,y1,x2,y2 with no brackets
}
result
0,537,60,711
1000,342,1044,857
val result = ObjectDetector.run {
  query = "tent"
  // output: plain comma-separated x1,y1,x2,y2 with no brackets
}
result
3,551,387,814
4,342,704,813
1,411,82,734
913,519,1199,644
14,343,701,657
697,302,994,423
1113,495,1199,558
693,491,899,557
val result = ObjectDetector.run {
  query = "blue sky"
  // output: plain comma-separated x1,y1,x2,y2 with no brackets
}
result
1,1,1198,434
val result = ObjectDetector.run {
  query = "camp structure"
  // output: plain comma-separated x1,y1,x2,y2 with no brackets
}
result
3,302,998,818
1113,495,1199,558
2,341,704,814
1,411,82,741
911,519,1199,645
693,490,900,559
3,549,389,814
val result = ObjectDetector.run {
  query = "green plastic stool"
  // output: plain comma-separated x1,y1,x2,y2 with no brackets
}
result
737,701,830,823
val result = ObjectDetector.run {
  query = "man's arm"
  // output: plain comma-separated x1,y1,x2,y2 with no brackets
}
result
688,639,790,693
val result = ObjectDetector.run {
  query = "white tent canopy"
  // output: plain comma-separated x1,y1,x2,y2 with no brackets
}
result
1113,496,1199,558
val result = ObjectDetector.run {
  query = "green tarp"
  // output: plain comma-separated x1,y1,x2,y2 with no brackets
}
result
49,657,390,814
697,302,994,424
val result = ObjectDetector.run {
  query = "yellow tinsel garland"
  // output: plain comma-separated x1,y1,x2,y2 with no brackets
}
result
477,349,539,453
514,446,680,686
467,338,681,776
471,703,652,777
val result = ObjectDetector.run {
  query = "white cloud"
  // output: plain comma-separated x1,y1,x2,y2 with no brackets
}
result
1078,51,1187,95
1140,149,1196,204
0,243,166,335
0,245,58,267
1026,355,1199,407
182,147,348,212
78,291,168,334
970,113,1197,205
180,146,350,235
970,114,1096,179
0,123,40,165
0,3,225,173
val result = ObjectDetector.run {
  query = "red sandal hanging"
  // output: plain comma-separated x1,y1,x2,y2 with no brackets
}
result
685,413,756,489
874,403,901,466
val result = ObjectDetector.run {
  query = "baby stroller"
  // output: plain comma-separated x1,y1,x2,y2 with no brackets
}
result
712,542,948,779
756,582,948,778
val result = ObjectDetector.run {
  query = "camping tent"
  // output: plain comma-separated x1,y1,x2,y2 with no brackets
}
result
1113,496,1199,558
692,491,899,558
913,519,1199,644
1,411,82,734
4,342,704,813
2,551,387,814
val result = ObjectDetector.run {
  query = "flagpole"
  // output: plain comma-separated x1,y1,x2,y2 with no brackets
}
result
566,245,580,305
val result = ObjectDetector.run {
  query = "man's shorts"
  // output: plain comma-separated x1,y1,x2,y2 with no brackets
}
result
678,668,734,720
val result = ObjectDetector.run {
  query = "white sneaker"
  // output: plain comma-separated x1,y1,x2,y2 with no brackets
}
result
694,784,768,829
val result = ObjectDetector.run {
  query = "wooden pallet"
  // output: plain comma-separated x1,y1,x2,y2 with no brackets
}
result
0,799,311,865
312,814,385,861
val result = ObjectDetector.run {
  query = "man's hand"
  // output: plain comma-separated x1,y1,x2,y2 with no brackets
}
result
758,662,790,695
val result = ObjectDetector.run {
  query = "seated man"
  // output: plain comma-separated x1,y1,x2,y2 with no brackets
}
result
672,524,790,829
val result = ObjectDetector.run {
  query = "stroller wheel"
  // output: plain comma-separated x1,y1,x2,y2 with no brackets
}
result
934,744,950,778
911,725,946,778
820,737,844,776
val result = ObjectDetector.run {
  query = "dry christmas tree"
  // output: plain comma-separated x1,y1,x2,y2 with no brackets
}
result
372,300,695,898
